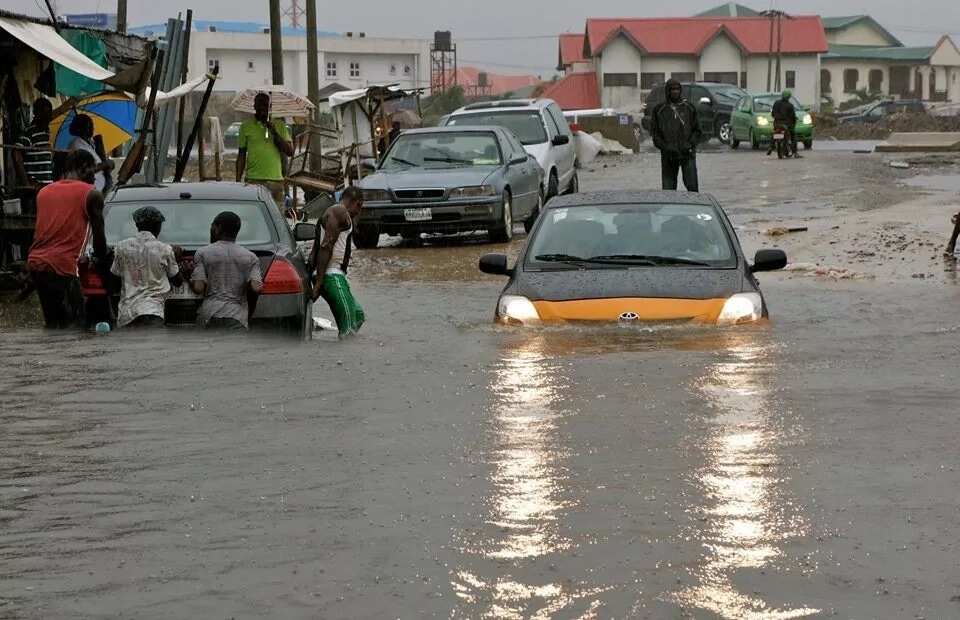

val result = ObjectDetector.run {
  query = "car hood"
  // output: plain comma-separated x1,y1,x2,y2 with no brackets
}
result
517,267,745,302
361,167,497,190
514,267,748,321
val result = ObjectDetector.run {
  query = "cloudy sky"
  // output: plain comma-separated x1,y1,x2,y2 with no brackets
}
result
8,0,959,76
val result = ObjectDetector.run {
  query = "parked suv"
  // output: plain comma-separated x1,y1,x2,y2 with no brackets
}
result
442,99,578,200
641,82,747,144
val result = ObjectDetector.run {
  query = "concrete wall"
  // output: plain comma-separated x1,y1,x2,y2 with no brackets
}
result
744,55,819,104
826,22,894,47
187,31,431,95
598,36,645,111
700,35,743,76
821,60,893,99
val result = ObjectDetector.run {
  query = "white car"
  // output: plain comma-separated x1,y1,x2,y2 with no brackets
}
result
442,99,578,201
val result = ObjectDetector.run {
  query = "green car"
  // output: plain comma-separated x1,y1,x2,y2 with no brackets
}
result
729,93,814,151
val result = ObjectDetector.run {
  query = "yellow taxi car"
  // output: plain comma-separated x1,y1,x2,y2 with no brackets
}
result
478,190,787,325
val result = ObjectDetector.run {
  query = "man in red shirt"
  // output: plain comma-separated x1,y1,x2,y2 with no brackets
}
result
27,150,107,328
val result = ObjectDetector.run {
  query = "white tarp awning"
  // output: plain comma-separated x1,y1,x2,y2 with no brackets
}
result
328,84,407,109
0,16,116,83
148,73,213,105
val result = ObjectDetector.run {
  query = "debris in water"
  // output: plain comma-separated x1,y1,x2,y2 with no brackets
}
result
764,226,809,236
888,161,910,169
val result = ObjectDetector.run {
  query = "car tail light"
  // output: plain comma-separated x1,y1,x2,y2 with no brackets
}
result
79,261,107,295
262,258,303,295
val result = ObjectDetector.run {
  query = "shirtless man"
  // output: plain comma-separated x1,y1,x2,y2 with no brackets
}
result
311,186,365,338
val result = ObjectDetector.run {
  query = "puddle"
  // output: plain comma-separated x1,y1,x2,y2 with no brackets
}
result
903,174,960,192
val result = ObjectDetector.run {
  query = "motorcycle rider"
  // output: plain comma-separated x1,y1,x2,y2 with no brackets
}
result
650,79,702,191
768,89,801,158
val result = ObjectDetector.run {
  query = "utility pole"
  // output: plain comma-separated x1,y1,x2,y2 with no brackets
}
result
305,0,319,118
117,0,127,33
269,0,284,85
765,10,774,92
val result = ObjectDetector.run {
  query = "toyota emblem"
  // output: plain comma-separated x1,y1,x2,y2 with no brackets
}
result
619,312,639,322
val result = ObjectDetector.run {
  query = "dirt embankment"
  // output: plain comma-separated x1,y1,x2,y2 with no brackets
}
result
817,112,960,140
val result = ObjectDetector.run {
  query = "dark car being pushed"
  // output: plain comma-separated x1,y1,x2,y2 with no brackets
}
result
642,81,747,144
79,182,316,337
355,126,544,248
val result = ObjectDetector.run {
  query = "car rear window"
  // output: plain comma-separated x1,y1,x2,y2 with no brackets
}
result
754,96,803,112
105,200,275,246
526,203,737,270
446,110,547,145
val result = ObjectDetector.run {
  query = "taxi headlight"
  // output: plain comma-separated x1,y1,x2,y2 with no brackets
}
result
802,113,813,125
498,295,540,324
717,293,763,325
450,185,497,199
362,189,390,202
757,116,770,127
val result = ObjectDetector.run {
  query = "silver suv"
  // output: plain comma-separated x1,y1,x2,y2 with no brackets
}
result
442,99,578,200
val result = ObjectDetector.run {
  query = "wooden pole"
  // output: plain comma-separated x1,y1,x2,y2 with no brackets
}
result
174,70,219,182
306,0,319,120
269,0,285,85
117,0,128,33
197,116,205,181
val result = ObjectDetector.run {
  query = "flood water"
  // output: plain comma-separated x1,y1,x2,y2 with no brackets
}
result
3,148,960,618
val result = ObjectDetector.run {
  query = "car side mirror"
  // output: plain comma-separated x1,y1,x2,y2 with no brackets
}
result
551,135,571,146
360,157,378,172
751,249,787,273
294,222,317,242
479,253,511,276
510,154,528,165
699,97,713,105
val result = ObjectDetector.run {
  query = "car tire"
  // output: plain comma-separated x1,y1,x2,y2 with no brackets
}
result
524,190,543,234
490,191,514,243
718,121,732,144
750,130,760,150
546,171,559,201
803,139,813,150
564,170,579,195
353,225,380,249
730,136,740,149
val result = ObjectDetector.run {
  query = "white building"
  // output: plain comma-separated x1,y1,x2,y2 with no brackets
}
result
181,29,431,95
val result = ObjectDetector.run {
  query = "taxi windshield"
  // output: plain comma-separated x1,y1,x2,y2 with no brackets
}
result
526,203,737,270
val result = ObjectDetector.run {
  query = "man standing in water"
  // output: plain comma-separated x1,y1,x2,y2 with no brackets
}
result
650,79,701,192
311,186,365,338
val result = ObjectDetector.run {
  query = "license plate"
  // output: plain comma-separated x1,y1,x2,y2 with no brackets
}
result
404,208,432,222
773,133,785,139
169,283,200,300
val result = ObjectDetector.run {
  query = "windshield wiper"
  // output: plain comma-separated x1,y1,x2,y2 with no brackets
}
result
423,156,472,165
387,157,418,168
533,254,632,267
590,254,712,267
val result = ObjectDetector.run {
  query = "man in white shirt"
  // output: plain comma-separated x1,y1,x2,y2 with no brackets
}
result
111,206,184,328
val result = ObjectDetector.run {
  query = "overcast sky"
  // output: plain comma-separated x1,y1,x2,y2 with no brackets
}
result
9,0,959,76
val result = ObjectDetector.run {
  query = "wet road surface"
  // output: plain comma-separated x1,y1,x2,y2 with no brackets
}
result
2,147,960,618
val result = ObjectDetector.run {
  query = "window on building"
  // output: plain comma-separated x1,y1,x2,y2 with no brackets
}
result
603,73,637,88
389,63,397,76
820,69,832,94
326,61,337,77
785,71,796,89
671,72,695,83
640,72,665,89
843,68,859,93
703,72,739,86
404,64,412,75
350,62,361,78
868,69,883,93
208,58,219,72
246,60,255,72
740,72,748,88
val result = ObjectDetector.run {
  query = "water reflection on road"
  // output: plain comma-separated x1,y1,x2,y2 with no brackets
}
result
672,341,819,619
451,335,608,618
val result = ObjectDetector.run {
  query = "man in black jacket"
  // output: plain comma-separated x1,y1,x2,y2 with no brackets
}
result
650,79,702,192
768,89,801,158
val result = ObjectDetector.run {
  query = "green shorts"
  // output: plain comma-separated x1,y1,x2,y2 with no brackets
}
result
321,272,364,337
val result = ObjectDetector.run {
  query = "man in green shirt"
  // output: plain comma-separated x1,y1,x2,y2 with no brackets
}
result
236,92,294,214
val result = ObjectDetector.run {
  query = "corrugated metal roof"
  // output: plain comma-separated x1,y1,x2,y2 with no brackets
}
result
821,15,903,47
824,44,933,61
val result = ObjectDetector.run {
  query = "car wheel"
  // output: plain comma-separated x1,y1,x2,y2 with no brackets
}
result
564,170,579,195
353,225,380,249
547,171,559,201
730,136,740,149
718,121,732,144
490,191,513,243
803,139,813,150
750,129,760,150
524,190,543,234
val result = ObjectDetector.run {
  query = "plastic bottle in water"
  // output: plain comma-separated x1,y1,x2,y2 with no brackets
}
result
95,322,111,335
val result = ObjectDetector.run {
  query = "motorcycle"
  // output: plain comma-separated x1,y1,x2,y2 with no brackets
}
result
772,126,793,159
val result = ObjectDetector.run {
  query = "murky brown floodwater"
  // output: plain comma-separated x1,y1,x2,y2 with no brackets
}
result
3,148,960,618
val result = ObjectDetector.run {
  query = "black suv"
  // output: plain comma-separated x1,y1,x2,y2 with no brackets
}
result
641,82,747,144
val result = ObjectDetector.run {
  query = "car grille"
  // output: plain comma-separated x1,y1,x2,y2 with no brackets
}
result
382,212,462,224
393,188,445,201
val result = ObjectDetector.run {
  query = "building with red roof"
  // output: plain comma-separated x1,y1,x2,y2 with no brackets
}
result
540,73,600,111
447,66,540,98
556,13,829,112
